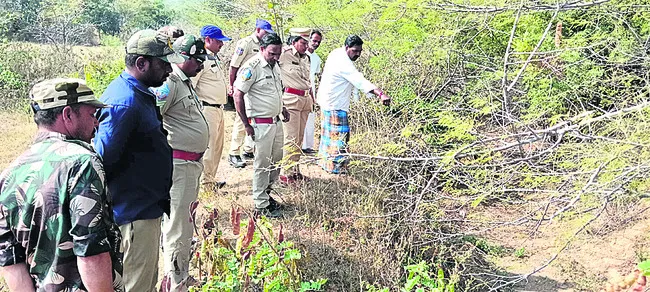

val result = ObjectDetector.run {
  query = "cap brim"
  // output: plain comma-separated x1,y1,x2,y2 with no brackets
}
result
195,54,216,61
159,53,188,64
263,29,275,34
83,99,111,108
217,36,232,41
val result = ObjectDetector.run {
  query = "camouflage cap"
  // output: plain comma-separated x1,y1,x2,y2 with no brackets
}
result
289,28,312,41
30,78,109,111
172,35,216,62
126,29,187,64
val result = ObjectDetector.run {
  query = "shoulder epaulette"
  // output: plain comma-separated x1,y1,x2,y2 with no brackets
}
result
249,57,261,68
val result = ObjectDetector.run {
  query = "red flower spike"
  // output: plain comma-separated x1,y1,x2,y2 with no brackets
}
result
230,206,240,235
242,217,255,249
278,224,284,243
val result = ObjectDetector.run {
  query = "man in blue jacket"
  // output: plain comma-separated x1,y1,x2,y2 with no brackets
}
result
94,29,186,292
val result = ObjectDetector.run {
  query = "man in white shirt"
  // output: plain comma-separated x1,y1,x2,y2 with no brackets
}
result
316,35,391,174
302,30,323,154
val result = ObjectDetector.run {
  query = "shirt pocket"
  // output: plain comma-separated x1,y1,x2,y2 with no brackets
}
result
182,96,196,119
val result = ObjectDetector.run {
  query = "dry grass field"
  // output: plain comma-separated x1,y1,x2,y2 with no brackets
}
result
0,110,648,291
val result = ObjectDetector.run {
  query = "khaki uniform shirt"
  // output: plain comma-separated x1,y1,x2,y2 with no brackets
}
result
154,65,210,153
230,33,261,68
233,53,283,118
191,50,227,105
279,46,311,91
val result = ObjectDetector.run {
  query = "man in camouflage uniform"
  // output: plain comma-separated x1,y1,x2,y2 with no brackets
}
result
0,78,123,291
152,34,210,292
227,19,275,168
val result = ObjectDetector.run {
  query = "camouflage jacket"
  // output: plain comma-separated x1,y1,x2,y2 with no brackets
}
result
0,131,123,291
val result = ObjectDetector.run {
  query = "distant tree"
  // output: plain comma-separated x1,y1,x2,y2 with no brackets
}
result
0,0,42,40
116,0,174,33
81,0,122,35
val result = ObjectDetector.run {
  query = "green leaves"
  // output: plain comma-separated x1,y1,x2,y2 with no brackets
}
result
639,261,650,276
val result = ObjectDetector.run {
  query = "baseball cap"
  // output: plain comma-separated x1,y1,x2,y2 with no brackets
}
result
126,29,187,64
289,28,312,41
200,25,231,41
255,19,274,33
30,78,109,111
173,35,216,62
157,26,185,41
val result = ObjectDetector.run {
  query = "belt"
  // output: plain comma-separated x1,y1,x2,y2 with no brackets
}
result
172,150,204,161
201,101,223,108
248,116,280,124
284,87,308,96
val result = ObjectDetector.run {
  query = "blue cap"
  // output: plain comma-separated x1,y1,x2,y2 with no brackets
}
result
255,19,274,33
200,25,231,41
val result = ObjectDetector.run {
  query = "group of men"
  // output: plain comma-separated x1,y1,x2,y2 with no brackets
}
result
0,18,389,292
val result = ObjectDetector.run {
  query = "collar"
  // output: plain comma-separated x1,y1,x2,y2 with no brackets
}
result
290,46,300,56
206,49,220,62
252,33,260,44
120,71,154,96
257,53,269,68
172,64,189,81
34,130,67,144
34,130,94,151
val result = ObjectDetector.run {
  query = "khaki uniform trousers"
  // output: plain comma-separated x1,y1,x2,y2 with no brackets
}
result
252,121,284,208
162,159,204,292
119,217,162,292
282,92,313,174
202,106,225,183
229,116,254,156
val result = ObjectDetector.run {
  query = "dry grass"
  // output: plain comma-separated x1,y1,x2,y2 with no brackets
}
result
0,109,647,291
0,112,36,170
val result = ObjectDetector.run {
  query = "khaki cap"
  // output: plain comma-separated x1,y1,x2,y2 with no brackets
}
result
30,78,109,111
157,26,185,41
126,29,187,64
289,28,312,41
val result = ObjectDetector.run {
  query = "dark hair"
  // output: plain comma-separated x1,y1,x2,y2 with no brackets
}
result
125,53,141,68
311,30,322,38
290,35,306,45
345,35,363,47
260,33,282,48
33,103,82,126
286,36,295,45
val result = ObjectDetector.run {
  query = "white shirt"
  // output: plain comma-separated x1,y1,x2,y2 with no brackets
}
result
317,47,376,112
307,51,322,95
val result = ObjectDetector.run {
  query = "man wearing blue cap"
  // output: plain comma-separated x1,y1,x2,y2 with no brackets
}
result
227,19,275,169
192,25,232,191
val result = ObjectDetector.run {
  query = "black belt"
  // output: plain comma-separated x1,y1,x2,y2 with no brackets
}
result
201,101,223,108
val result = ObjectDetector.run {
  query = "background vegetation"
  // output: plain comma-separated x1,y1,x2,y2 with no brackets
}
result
1,0,649,291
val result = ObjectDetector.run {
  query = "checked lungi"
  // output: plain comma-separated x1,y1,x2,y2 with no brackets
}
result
318,110,350,174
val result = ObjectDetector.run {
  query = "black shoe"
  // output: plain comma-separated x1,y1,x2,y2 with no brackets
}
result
255,203,282,218
242,152,255,159
268,196,284,210
228,155,246,168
